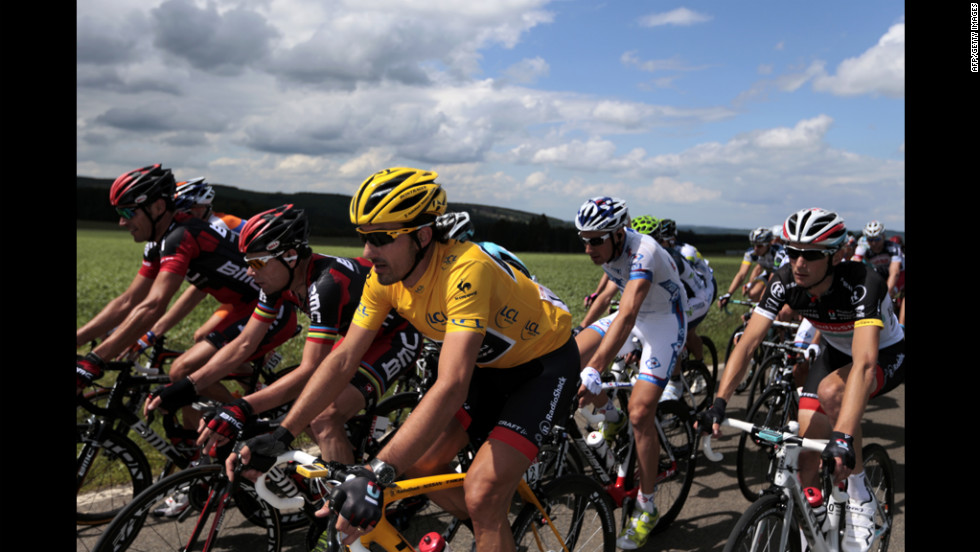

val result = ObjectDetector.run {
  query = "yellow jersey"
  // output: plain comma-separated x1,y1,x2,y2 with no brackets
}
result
352,240,571,368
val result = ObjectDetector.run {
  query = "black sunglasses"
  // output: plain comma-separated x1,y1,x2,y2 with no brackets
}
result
784,246,835,261
356,223,432,247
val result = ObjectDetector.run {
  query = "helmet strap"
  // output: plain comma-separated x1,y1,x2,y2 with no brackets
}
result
401,231,429,282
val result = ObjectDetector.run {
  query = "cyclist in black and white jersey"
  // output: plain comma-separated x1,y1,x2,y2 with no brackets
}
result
717,226,787,308
851,220,904,304
699,208,905,552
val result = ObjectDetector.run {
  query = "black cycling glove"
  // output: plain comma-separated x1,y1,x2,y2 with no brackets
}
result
696,397,727,435
821,431,856,471
330,467,384,530
241,426,294,473
149,377,198,413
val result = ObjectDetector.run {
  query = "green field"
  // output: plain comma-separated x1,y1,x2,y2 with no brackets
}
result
77,225,749,367
78,225,750,484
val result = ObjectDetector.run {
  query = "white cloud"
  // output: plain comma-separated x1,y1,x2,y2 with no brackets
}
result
503,57,550,84
812,22,905,98
638,8,712,27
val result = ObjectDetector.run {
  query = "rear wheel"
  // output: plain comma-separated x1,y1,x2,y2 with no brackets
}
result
512,474,617,552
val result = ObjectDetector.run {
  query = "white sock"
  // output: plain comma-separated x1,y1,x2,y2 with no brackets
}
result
636,490,656,514
847,471,870,502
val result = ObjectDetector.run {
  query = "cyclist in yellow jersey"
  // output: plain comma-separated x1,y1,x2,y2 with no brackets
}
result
231,168,579,552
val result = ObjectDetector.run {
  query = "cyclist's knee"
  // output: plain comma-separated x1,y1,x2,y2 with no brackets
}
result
628,398,657,428
816,379,845,419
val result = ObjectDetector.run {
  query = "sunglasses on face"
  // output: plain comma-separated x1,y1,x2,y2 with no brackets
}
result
116,206,138,220
243,251,297,270
867,236,883,242
580,232,612,246
784,246,835,261
356,223,432,247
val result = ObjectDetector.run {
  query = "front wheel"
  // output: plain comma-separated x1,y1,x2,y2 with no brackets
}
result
736,386,798,502
511,474,617,552
77,423,152,526
92,462,282,552
722,493,801,552
861,443,895,552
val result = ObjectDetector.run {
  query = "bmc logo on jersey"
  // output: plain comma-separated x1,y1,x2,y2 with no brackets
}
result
216,260,257,286
495,305,519,328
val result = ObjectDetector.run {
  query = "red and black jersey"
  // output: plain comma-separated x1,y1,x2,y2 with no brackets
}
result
254,254,398,346
139,213,260,306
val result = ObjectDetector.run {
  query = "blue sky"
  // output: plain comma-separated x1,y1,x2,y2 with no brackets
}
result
77,1,905,233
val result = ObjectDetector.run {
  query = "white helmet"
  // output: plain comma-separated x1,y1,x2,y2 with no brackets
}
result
863,220,885,238
575,197,630,232
782,208,847,249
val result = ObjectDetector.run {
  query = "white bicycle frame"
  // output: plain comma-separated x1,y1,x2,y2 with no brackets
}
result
703,418,849,552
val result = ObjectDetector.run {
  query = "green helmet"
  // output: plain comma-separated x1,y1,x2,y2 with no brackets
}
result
631,215,660,236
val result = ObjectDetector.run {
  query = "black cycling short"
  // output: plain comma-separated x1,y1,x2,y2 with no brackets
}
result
453,337,580,461
799,338,905,414
344,318,423,410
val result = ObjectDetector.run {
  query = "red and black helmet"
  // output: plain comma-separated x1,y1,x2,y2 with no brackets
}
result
109,164,176,207
239,204,310,255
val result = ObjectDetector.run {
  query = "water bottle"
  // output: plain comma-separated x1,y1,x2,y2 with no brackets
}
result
803,486,827,531
586,430,617,472
418,531,451,552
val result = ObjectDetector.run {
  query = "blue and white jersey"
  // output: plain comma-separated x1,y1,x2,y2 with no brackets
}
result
600,228,688,317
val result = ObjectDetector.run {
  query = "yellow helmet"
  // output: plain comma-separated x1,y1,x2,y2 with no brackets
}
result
349,167,447,226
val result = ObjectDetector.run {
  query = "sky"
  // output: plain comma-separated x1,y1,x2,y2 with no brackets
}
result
77,0,905,233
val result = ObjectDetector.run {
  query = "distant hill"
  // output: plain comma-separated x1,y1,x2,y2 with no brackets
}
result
88,176,887,253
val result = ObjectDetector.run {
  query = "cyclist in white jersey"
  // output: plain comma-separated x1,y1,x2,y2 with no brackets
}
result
573,197,687,550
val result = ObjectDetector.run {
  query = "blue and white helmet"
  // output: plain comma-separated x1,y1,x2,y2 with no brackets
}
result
575,197,630,232
173,177,215,212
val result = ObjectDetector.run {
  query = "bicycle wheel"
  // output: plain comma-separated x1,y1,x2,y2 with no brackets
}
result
747,354,784,410
353,391,420,461
701,336,719,392
512,474,617,552
93,462,282,552
861,444,894,552
736,387,798,502
651,399,697,533
680,359,714,414
77,423,153,526
722,493,801,552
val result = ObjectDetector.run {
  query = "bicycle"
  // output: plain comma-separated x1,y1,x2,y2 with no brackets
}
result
256,449,618,552
536,378,698,539
77,334,300,526
734,342,814,502
704,417,894,552
90,390,422,552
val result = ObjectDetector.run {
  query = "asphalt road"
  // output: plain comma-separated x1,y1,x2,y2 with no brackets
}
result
77,371,904,551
